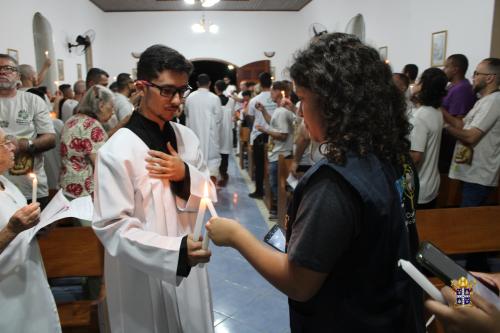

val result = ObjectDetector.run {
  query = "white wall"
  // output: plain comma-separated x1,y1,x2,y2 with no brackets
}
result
2,0,496,86
99,11,301,80
0,0,105,86
297,0,495,78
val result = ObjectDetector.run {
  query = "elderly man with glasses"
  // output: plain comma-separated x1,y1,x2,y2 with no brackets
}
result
92,44,215,333
0,54,55,209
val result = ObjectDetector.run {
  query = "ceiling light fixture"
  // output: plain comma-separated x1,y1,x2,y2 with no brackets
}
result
184,0,220,8
191,14,219,34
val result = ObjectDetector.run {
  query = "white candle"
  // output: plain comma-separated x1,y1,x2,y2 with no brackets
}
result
193,197,206,242
45,50,49,58
29,173,38,203
398,259,446,303
202,199,218,249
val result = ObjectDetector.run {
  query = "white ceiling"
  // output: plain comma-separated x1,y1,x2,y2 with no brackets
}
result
89,0,312,12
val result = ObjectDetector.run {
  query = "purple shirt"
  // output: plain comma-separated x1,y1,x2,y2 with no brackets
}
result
442,79,477,117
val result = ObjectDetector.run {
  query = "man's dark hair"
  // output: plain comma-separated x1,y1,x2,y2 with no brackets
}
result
116,73,132,91
109,81,118,92
258,72,272,88
86,67,109,89
271,81,289,92
59,84,71,94
242,90,252,97
483,57,500,85
403,64,419,81
0,53,18,66
247,81,256,88
137,44,193,82
448,54,469,75
197,74,211,87
415,68,448,108
214,79,226,93
290,32,410,166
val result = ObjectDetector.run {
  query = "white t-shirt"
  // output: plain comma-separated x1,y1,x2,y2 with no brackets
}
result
114,92,134,122
268,107,295,162
410,105,443,203
0,91,55,199
248,91,277,144
449,91,500,187
61,99,78,123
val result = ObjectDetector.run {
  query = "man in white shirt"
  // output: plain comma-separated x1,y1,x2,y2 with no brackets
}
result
255,81,295,217
247,72,276,198
185,74,222,182
18,58,52,90
60,80,85,121
92,44,214,333
0,54,55,208
114,73,135,122
444,58,500,207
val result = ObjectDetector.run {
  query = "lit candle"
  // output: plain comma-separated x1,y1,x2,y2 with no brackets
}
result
398,259,445,303
203,198,218,249
29,173,38,203
45,50,49,58
281,90,285,99
193,195,207,243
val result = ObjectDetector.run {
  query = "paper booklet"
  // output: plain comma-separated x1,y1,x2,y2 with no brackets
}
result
25,189,93,241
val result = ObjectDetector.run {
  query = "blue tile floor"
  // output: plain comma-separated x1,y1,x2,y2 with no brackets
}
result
206,154,290,333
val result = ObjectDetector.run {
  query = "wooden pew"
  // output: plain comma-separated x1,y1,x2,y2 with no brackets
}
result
263,144,272,210
277,155,293,228
239,126,250,170
416,206,500,333
39,227,106,333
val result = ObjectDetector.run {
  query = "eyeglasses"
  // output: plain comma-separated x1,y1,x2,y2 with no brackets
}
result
140,81,192,99
473,71,496,77
0,65,18,74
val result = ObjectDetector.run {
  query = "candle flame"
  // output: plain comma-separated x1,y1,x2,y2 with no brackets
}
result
203,181,209,198
281,90,285,99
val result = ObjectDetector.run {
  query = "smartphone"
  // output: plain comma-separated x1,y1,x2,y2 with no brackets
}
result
417,241,500,309
263,224,286,253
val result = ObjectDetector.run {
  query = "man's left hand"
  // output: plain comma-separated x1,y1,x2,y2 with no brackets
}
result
146,142,186,181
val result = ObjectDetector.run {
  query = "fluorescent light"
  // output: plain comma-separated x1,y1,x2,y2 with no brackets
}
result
201,0,220,8
209,24,219,34
184,0,195,4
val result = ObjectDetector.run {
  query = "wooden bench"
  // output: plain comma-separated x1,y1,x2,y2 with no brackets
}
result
39,227,106,333
277,155,293,228
416,206,500,333
239,126,250,170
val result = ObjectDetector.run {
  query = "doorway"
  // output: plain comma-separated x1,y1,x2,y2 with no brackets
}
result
189,59,237,91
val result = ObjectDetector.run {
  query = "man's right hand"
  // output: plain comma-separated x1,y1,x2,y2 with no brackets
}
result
187,235,211,267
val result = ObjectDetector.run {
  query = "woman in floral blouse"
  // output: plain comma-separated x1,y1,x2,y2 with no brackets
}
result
60,85,115,198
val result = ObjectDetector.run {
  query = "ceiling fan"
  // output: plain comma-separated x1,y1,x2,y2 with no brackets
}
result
68,29,95,55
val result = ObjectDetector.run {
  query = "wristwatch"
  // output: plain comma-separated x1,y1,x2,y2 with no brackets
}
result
27,140,36,154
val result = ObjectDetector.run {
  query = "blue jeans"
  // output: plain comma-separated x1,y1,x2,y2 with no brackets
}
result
461,181,495,207
269,161,278,200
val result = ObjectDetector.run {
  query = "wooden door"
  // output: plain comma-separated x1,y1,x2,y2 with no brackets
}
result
236,60,270,85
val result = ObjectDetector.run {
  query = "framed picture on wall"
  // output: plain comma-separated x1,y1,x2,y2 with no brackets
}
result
431,30,447,67
7,49,19,62
77,63,82,80
57,59,64,81
379,46,388,61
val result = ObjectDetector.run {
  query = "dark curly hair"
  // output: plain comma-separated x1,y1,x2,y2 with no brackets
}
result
414,67,448,108
289,33,410,166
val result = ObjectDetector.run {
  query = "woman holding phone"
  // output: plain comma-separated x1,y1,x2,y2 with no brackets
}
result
206,33,425,332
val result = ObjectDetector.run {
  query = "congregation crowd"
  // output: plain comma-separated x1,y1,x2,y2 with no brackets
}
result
1,31,500,333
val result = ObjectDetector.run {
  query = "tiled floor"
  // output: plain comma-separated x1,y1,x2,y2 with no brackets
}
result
207,155,290,333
